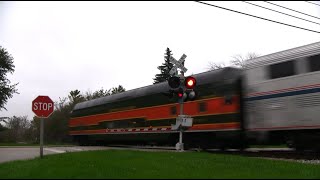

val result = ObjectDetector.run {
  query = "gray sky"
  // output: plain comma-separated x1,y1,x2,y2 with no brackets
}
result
1,1,320,119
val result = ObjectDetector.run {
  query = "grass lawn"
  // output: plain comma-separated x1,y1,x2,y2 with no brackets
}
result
0,150,319,179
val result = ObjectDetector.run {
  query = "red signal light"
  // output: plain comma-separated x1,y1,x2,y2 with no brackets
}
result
185,76,196,89
187,79,194,86
177,88,184,98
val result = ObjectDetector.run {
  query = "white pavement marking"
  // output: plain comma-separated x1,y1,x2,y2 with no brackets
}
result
44,148,65,153
68,147,83,151
246,148,293,151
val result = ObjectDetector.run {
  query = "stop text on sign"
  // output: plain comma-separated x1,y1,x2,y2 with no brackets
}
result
33,102,53,111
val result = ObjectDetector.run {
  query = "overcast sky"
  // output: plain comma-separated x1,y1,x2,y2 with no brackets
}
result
1,1,320,119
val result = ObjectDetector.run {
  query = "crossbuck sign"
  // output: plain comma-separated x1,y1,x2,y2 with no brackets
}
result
169,54,188,75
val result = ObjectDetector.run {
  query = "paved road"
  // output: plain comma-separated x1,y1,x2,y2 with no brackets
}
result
0,146,113,164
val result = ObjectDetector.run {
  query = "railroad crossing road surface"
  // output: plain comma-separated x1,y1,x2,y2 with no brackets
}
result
0,146,293,164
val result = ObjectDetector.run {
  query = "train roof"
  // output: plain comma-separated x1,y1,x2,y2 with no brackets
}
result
73,67,242,111
244,41,320,69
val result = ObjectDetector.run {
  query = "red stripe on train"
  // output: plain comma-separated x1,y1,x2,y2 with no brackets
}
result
69,96,240,127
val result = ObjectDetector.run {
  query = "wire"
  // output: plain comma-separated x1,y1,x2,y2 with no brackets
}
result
305,1,320,7
194,1,320,34
264,1,320,20
243,1,320,26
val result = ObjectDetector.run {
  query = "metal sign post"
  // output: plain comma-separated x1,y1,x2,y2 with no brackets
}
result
178,71,185,151
40,118,44,158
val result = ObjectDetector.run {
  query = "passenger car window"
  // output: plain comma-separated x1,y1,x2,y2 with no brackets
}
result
269,60,295,79
198,102,207,112
308,54,320,72
170,106,177,115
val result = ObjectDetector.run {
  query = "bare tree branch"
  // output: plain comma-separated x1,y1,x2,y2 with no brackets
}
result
230,52,260,68
207,61,226,70
207,52,259,70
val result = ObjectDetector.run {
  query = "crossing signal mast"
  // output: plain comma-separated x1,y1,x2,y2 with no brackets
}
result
168,54,196,151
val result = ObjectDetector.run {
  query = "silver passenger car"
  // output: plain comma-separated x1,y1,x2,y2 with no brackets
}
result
243,41,320,148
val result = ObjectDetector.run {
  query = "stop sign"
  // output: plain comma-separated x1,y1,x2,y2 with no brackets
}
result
32,96,54,118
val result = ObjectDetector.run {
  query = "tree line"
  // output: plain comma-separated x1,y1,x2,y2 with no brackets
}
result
0,86,125,144
0,45,258,144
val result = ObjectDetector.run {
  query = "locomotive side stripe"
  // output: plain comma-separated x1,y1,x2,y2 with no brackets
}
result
246,83,320,97
69,122,240,135
245,87,320,101
69,112,239,131
69,96,240,127
69,111,238,128
71,96,224,120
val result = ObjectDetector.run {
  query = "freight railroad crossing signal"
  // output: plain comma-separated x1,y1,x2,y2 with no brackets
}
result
168,54,197,102
168,54,196,151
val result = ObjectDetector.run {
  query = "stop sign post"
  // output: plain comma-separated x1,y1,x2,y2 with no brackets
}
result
32,96,54,158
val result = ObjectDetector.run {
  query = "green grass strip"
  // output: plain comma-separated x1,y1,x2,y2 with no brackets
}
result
0,150,319,179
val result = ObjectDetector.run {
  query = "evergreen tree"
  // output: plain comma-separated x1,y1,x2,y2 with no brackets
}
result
153,48,174,84
68,89,85,106
111,85,126,94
